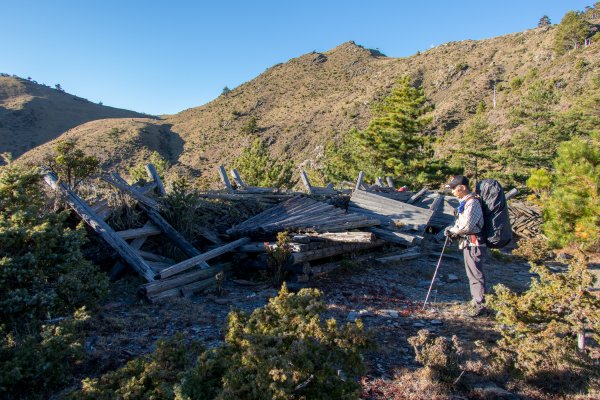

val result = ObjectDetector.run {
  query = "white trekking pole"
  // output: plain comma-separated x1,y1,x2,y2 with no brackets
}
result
423,235,449,310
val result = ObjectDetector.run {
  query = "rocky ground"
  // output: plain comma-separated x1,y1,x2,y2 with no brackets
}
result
76,235,540,399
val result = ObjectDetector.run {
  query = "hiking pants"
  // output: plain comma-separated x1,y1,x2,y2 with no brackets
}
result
463,245,488,304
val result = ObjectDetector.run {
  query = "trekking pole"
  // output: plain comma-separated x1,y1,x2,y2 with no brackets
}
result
422,235,449,310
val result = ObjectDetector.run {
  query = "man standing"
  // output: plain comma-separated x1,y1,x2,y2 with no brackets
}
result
444,175,488,317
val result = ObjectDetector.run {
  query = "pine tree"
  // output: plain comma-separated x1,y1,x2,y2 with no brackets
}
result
234,138,296,189
554,11,591,55
538,15,551,28
354,76,435,186
455,111,497,184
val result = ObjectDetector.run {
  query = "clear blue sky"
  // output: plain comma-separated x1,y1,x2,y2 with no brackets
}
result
1,0,592,115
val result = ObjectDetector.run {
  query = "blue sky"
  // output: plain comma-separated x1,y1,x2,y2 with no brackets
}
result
1,1,591,115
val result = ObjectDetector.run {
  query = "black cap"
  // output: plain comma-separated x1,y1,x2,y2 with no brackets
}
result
445,175,469,189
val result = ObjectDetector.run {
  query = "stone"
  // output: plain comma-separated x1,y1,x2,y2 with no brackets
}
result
347,311,360,321
379,309,399,318
214,298,231,305
430,319,443,325
413,322,426,328
446,273,459,282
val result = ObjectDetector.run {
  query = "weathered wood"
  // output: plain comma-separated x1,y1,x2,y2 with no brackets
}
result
101,174,160,209
116,224,162,240
376,248,421,263
145,164,166,196
375,177,384,187
306,232,375,243
230,168,247,189
300,170,313,194
355,171,365,191
218,165,234,193
143,263,232,297
137,250,176,264
407,187,428,204
290,240,385,264
386,177,394,188
109,222,152,280
368,227,421,246
146,260,173,272
429,193,444,212
157,238,250,279
505,188,518,201
44,173,155,282
325,182,334,190
139,181,158,195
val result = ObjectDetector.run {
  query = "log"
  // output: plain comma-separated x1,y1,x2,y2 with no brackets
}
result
137,250,176,264
306,232,375,243
218,165,234,193
157,238,250,279
386,177,395,188
505,188,518,201
143,263,231,297
290,240,385,264
44,172,155,282
109,221,153,280
376,248,421,263
101,173,159,209
145,164,166,196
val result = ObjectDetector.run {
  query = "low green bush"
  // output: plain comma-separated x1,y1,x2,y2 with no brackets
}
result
408,329,464,383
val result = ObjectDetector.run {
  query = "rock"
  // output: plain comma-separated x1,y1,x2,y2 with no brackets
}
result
347,311,360,321
417,280,431,288
358,309,374,318
446,273,459,282
213,298,231,305
379,309,399,318
430,319,443,325
472,382,519,399
413,322,426,328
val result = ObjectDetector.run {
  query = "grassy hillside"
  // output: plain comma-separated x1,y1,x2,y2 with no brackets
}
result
0,75,151,160
16,23,600,187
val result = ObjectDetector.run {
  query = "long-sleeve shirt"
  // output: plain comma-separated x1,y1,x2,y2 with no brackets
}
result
449,193,484,248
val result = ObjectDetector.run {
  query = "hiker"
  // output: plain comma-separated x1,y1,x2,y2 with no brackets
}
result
443,175,488,317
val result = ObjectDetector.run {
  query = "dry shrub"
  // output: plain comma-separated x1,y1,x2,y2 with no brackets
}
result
361,369,451,400
408,329,464,383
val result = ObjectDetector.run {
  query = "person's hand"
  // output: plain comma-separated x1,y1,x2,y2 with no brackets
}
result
444,227,456,238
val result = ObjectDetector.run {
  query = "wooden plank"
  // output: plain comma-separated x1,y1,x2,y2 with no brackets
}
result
386,177,395,188
44,172,155,282
157,238,250,279
300,170,313,194
307,232,374,243
143,264,231,297
109,222,152,280
368,227,421,246
145,163,166,196
375,177,384,187
137,250,176,264
230,168,247,189
290,240,385,264
355,171,365,191
505,188,518,200
101,174,160,209
218,165,234,193
116,224,162,240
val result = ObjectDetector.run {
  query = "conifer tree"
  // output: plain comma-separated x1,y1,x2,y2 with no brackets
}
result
234,138,296,189
554,11,591,55
353,76,439,186
455,111,497,184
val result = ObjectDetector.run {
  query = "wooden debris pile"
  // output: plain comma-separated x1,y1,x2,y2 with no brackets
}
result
508,202,542,238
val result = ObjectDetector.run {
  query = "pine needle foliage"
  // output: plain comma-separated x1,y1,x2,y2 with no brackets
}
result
44,140,99,189
554,11,592,55
234,138,296,190
486,257,600,378
179,284,372,400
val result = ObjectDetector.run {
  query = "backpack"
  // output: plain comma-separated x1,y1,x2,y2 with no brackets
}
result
475,179,512,248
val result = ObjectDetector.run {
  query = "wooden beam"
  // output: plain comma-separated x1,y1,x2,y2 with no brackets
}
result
355,171,365,191
116,224,162,240
505,188,518,201
230,168,247,189
386,177,395,188
145,164,166,196
44,172,155,282
368,227,421,246
300,170,313,194
218,165,234,193
143,263,233,297
375,177,384,187
407,187,428,204
157,238,250,279
101,174,160,209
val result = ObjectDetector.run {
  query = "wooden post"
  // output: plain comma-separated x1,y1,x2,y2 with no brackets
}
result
44,173,156,282
101,174,160,209
145,164,166,196
407,187,428,204
218,165,234,193
157,238,250,279
375,177,384,187
230,168,247,189
505,188,518,201
355,171,365,191
300,170,313,194
386,177,394,188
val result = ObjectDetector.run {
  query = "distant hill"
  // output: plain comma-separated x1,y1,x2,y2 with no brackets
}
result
0,75,151,159
15,23,600,185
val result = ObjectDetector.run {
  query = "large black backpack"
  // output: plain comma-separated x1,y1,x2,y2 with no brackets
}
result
475,179,512,248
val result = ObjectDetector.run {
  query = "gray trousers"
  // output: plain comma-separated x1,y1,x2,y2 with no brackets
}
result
463,245,488,304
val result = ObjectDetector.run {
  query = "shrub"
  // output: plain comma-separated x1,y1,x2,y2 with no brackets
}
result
407,329,464,383
73,334,201,400
510,76,523,90
129,151,170,183
234,138,296,190
486,257,600,378
265,231,292,286
160,177,201,242
179,284,372,399
512,236,553,263
0,166,108,399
